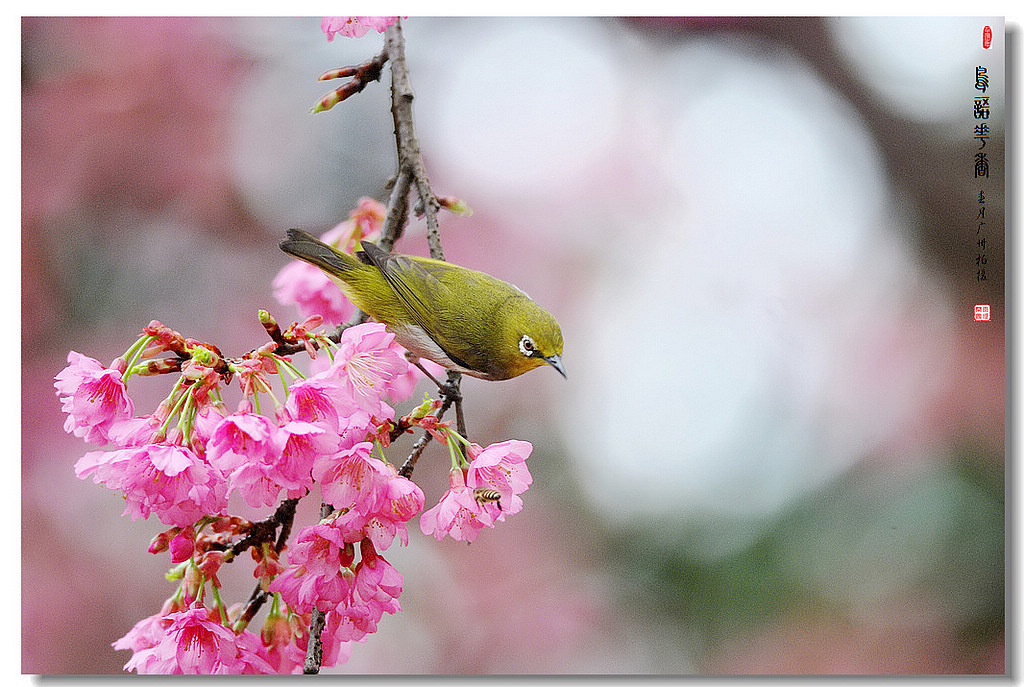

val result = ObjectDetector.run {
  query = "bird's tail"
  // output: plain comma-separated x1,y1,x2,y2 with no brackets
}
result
279,228,360,276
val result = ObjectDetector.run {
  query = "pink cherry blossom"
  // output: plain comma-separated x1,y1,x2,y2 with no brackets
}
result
205,412,278,475
75,443,228,528
321,540,402,643
352,538,402,618
347,197,386,240
282,314,324,359
362,461,425,549
282,375,352,435
465,439,534,517
260,607,309,674
113,612,172,656
178,354,222,403
209,415,331,508
419,468,497,543
325,197,386,255
186,404,229,458
286,369,385,450
325,322,410,415
275,420,337,497
168,527,195,564
324,602,371,644
54,351,135,445
323,505,377,545
317,609,356,666
121,604,275,674
107,413,163,448
340,405,382,450
268,521,354,613
313,441,390,517
232,355,276,397
311,440,423,549
321,16,399,41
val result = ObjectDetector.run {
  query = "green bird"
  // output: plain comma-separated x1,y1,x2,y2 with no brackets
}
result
280,229,565,381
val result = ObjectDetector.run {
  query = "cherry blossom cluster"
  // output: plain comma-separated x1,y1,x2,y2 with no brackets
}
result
57,197,536,674
321,16,400,41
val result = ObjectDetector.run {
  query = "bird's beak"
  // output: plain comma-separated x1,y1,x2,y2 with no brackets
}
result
544,354,566,379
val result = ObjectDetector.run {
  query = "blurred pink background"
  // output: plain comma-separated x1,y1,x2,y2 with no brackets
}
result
22,17,1003,674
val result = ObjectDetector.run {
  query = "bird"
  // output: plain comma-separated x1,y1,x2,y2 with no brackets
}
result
280,229,564,381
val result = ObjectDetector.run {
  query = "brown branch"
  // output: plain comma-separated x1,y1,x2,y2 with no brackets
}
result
303,609,327,674
303,501,337,674
312,49,388,113
398,430,433,479
228,497,299,631
259,310,287,347
384,23,443,260
446,371,467,438
398,370,464,478
379,171,412,252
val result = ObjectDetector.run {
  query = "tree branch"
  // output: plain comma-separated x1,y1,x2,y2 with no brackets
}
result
302,501,336,673
228,497,299,632
384,22,444,261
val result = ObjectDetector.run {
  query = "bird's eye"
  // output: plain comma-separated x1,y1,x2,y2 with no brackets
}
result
519,335,536,357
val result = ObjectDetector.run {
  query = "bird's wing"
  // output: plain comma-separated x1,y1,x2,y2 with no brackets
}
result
358,242,447,320
357,242,479,370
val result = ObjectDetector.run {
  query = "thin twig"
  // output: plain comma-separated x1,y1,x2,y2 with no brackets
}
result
229,498,299,631
384,23,443,261
303,501,336,674
444,371,467,438
380,170,412,252
274,17,465,440
312,48,388,113
398,430,433,478
396,371,466,478
303,609,327,674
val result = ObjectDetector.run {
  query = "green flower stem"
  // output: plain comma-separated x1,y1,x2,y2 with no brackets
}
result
176,389,197,444
318,336,338,363
210,584,229,627
156,377,190,441
270,353,305,381
442,427,468,471
120,334,157,383
444,426,472,450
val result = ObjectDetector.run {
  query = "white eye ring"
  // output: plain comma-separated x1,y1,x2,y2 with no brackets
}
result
519,335,536,357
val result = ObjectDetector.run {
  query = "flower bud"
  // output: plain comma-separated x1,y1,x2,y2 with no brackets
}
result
169,528,196,564
148,527,180,555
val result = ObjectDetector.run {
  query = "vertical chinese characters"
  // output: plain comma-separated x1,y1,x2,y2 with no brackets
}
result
973,64,988,284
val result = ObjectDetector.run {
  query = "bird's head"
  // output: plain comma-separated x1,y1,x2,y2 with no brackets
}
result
495,299,565,380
